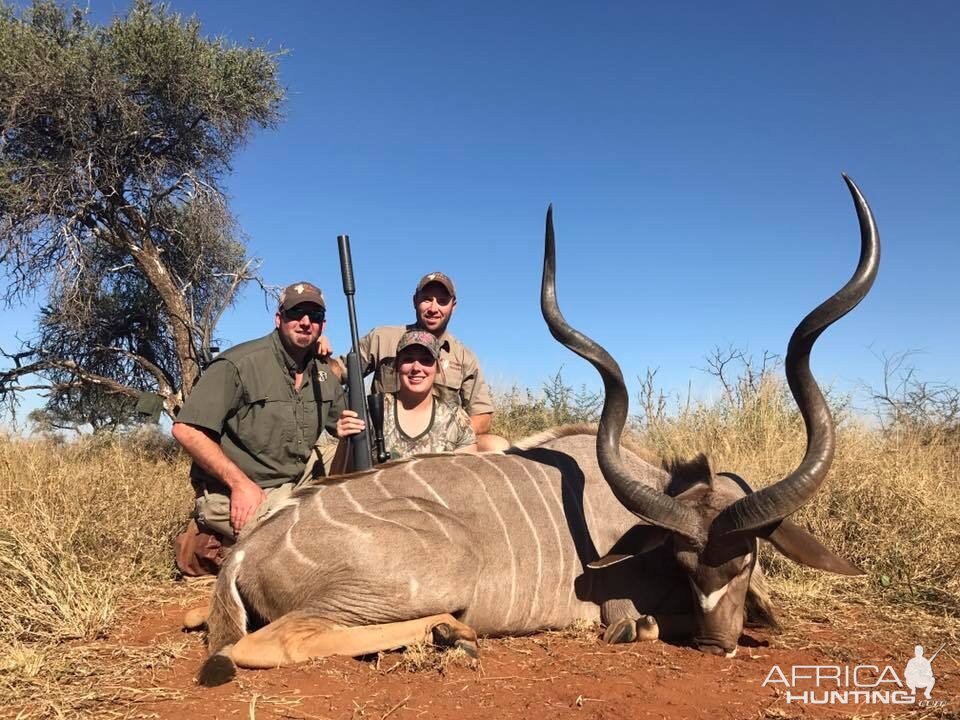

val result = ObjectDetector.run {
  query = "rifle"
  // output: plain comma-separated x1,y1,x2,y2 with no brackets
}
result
928,642,946,663
337,235,374,471
336,236,392,469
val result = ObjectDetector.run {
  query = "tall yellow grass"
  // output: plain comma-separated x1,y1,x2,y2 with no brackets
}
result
0,378,957,712
0,429,190,648
495,376,960,610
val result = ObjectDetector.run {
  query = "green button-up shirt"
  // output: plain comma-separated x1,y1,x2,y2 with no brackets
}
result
176,330,345,492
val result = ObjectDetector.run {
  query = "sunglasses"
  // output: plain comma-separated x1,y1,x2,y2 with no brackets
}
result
417,293,453,307
398,351,437,367
282,307,325,324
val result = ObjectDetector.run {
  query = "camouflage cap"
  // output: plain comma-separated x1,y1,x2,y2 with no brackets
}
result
278,282,325,311
396,329,442,359
415,271,456,298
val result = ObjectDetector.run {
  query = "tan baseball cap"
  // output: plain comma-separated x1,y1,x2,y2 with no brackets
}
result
278,282,326,311
396,329,442,358
415,271,456,298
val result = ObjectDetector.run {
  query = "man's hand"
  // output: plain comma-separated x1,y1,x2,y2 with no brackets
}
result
336,409,366,438
317,335,334,358
228,475,267,535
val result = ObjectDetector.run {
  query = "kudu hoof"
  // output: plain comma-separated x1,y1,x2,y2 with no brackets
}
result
603,615,659,644
197,653,236,687
603,618,637,644
431,623,480,659
183,604,210,630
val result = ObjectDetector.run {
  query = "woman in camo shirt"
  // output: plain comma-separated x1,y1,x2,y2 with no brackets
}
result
336,329,477,459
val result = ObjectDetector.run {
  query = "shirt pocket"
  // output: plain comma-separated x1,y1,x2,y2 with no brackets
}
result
374,358,400,394
236,393,294,455
435,360,465,406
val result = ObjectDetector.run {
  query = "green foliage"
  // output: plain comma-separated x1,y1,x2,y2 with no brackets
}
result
491,369,603,440
0,0,285,425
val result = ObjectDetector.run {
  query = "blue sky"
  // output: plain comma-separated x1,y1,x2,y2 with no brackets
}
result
2,1,958,422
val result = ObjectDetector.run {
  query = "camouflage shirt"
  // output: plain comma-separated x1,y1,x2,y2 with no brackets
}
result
382,393,476,459
343,324,495,416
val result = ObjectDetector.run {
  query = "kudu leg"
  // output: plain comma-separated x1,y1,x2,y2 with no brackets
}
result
600,599,660,644
183,603,211,630
231,611,478,669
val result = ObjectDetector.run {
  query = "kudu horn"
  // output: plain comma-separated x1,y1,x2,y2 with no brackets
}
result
541,205,706,545
711,174,881,538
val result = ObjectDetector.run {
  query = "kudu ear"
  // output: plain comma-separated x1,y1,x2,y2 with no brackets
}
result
761,519,864,576
587,524,670,570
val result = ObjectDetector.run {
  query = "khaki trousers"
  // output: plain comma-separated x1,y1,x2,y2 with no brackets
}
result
195,481,297,542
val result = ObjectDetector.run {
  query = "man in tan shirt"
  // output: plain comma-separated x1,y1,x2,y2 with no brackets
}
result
334,272,509,452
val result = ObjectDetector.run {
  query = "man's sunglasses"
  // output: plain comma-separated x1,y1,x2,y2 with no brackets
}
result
282,307,325,324
416,293,453,307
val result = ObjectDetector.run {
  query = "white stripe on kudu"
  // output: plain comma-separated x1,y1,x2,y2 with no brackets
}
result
481,455,543,617
407,460,451,508
311,490,372,539
338,484,430,552
535,462,575,615
690,580,730,612
454,457,518,626
283,506,318,568
513,457,566,621
371,473,453,541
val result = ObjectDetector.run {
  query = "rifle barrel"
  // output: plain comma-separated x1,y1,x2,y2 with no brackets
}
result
337,235,372,471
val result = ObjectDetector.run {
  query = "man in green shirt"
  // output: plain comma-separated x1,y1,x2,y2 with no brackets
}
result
172,281,345,574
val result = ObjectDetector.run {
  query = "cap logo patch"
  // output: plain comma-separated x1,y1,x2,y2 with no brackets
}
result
295,283,305,294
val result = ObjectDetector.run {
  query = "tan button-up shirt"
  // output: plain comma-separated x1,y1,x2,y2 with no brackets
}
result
343,324,494,416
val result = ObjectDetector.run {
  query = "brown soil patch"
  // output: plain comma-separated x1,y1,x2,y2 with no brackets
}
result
11,586,959,720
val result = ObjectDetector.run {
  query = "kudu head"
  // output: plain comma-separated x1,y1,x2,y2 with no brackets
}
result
541,175,880,655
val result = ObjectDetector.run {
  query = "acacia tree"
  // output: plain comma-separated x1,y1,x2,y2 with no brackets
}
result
0,0,283,424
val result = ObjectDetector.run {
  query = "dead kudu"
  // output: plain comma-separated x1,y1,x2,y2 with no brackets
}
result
194,176,879,685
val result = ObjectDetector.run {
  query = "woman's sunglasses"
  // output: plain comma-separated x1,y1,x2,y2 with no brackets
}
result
398,351,437,367
282,307,325,324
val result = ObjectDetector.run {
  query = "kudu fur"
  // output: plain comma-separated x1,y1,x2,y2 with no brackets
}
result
196,175,879,685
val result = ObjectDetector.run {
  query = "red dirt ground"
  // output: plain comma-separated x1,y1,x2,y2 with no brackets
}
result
32,593,960,719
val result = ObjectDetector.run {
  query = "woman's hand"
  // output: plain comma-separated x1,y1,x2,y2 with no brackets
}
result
336,409,366,438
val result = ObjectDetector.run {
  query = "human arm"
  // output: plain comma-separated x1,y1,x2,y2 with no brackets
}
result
171,422,265,534
331,329,377,385
173,360,265,534
469,412,493,435
316,336,347,382
458,348,495,420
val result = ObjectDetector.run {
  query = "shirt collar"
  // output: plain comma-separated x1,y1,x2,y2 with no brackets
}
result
271,329,315,373
410,322,451,353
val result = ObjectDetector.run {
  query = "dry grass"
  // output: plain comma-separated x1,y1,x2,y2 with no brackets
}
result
0,428,192,716
0,378,957,715
496,376,960,615
656,379,960,614
377,642,476,675
0,638,190,719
